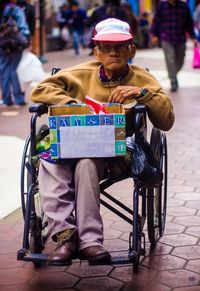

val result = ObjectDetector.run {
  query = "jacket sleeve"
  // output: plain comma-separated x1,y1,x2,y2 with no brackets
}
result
30,72,79,105
136,87,175,132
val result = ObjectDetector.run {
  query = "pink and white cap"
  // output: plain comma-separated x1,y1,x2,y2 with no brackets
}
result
92,18,133,42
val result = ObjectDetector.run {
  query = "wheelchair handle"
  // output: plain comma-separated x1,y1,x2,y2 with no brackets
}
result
29,103,48,115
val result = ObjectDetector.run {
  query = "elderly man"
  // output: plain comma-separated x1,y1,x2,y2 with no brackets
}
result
30,18,175,265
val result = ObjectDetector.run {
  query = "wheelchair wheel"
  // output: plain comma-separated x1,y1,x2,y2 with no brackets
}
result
21,124,49,264
20,134,31,220
147,127,168,245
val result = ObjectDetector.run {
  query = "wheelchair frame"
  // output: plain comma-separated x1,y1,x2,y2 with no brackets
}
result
17,102,168,272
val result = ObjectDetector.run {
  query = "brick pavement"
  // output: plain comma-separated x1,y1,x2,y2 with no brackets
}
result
0,45,200,290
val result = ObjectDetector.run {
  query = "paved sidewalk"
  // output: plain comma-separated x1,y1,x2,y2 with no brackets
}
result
1,45,200,290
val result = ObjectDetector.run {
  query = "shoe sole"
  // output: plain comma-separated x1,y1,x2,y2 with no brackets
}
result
80,253,111,265
47,259,72,266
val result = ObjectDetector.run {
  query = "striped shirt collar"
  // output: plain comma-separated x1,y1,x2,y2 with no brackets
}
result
99,64,129,82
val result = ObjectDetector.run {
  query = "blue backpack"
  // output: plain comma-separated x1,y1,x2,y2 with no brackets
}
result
0,7,29,53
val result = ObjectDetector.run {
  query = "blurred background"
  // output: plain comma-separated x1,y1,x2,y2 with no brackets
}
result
31,0,200,58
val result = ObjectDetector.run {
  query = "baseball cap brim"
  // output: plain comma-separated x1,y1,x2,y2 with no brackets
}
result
92,33,133,42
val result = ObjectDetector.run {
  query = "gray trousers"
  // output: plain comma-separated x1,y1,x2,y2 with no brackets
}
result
38,158,105,251
161,41,186,83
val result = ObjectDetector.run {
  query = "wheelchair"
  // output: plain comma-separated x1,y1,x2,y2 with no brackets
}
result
17,98,168,273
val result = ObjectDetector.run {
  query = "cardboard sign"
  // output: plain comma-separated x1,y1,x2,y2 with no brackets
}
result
48,104,126,159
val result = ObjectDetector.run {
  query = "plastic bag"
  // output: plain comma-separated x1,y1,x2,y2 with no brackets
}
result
192,46,200,69
17,50,46,89
130,137,163,188
60,27,70,42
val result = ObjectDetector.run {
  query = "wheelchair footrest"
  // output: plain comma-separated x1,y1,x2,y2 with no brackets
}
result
17,250,134,266
88,255,131,266
18,252,48,263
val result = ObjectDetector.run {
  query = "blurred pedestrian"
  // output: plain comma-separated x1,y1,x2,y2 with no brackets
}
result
0,0,30,107
64,1,87,55
17,0,35,37
56,4,69,50
56,4,68,31
86,2,99,18
120,0,138,63
194,4,200,42
150,0,197,92
138,11,150,49
120,0,138,43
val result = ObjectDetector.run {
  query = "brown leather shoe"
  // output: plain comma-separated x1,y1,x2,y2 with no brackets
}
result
48,230,78,266
79,246,111,264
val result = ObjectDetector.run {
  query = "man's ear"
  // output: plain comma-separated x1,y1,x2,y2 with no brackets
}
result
129,45,136,59
93,47,101,61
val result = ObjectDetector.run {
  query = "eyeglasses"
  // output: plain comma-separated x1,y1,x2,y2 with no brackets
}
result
96,44,130,53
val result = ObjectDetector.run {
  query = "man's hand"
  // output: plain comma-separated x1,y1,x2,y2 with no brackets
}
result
108,86,141,103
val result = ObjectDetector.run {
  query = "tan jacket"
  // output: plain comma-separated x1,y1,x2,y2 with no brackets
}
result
31,60,175,133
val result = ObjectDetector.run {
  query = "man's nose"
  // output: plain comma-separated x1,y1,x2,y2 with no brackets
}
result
109,47,119,54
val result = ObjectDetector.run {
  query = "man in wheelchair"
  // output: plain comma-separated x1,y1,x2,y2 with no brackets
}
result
30,18,175,266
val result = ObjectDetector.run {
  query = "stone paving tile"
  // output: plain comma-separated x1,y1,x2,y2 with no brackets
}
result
156,269,200,288
168,185,195,193
159,233,198,247
167,206,196,217
142,254,186,271
76,276,124,290
167,198,185,207
0,284,39,291
145,242,172,256
0,253,25,268
185,180,200,188
174,192,200,201
0,227,20,241
186,259,200,274
0,268,35,286
111,220,132,232
174,287,200,291
185,200,200,210
172,245,200,260
173,215,200,226
0,239,22,254
185,226,200,237
67,261,113,277
168,178,185,186
123,281,171,291
164,222,185,235
110,265,157,283
29,272,79,290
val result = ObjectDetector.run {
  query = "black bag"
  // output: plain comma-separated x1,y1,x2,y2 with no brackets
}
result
0,8,29,53
130,137,163,188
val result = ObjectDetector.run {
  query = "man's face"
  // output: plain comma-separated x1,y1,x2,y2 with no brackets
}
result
93,41,135,76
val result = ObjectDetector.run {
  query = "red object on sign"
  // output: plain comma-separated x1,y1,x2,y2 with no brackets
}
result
85,95,107,114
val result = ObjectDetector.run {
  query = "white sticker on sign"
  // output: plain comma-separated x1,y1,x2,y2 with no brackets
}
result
59,125,115,158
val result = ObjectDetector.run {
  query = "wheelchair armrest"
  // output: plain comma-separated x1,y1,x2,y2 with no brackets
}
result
29,103,48,115
133,104,147,114
133,104,147,139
